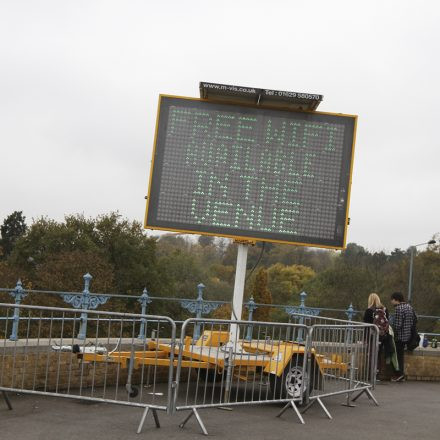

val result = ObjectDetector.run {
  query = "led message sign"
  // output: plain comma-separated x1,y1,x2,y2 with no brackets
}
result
145,96,357,249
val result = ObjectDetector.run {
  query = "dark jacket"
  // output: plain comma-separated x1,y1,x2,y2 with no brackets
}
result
364,306,396,366
363,306,389,325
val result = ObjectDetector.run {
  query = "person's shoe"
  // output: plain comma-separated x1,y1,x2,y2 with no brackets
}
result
391,374,405,382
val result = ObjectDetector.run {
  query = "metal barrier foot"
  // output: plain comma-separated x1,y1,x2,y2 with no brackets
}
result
276,401,305,424
317,398,333,419
276,402,291,418
341,393,356,408
302,398,332,420
365,388,379,406
137,407,160,434
179,408,208,436
2,391,12,410
351,388,379,406
300,399,315,415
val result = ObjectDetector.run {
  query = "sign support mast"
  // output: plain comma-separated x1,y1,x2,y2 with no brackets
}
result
229,242,249,346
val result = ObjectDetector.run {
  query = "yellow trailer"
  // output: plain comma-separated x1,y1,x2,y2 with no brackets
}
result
79,330,348,400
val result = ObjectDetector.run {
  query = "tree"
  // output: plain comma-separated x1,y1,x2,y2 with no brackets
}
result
27,250,116,308
212,304,232,320
7,213,162,296
266,263,315,305
198,235,214,247
155,235,190,259
209,264,235,285
158,248,203,298
305,264,373,311
0,211,27,258
365,251,389,290
91,213,160,294
340,242,369,267
409,249,440,323
389,248,407,263
0,261,28,304
250,267,272,322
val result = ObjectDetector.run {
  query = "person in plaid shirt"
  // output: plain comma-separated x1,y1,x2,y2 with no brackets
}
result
390,292,416,382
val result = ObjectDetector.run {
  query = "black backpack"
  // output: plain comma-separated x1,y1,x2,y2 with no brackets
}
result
406,311,420,351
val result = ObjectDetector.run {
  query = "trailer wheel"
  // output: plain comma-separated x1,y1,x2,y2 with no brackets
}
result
127,386,139,398
269,357,309,400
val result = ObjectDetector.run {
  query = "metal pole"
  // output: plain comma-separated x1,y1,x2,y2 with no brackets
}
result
137,288,151,340
194,283,205,341
245,296,256,341
229,243,248,345
346,303,354,321
298,291,306,342
408,246,415,303
78,273,93,340
9,279,27,341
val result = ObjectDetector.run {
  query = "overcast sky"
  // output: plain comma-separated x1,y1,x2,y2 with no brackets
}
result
0,0,439,252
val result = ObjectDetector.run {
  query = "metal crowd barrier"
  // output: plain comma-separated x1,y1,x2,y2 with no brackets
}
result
285,313,379,414
174,318,310,433
173,317,379,434
0,303,176,433
298,323,379,420
1,303,379,436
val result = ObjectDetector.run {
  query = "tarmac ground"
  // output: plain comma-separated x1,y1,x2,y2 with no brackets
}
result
1,381,440,440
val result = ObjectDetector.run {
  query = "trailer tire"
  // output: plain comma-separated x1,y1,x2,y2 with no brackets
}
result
127,385,139,398
269,356,310,400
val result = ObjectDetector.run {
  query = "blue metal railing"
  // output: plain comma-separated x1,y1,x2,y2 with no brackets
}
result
1,273,439,341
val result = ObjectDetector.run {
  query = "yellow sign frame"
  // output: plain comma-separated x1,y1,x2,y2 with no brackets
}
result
144,95,358,250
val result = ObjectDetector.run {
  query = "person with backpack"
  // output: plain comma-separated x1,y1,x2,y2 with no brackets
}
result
390,292,417,382
364,293,390,335
363,293,393,380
